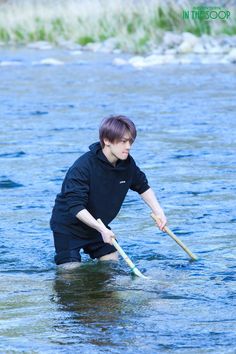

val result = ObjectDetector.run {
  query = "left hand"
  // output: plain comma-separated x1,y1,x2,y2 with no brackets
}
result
153,210,167,231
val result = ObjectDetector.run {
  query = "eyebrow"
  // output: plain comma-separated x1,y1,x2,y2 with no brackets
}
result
121,136,134,142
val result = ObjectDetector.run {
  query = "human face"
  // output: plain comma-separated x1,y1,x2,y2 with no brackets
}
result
103,134,133,165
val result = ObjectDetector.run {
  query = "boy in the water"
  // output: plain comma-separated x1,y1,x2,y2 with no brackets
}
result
50,115,167,269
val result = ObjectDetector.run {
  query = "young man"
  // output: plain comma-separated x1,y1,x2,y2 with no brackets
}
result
50,115,167,270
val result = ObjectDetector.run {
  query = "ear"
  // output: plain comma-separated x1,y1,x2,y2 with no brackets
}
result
103,138,111,147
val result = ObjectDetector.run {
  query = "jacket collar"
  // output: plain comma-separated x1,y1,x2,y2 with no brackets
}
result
89,142,130,169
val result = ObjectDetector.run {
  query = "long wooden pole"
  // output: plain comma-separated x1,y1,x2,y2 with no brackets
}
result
97,218,148,278
151,213,198,261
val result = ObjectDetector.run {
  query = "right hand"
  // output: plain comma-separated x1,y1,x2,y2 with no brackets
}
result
152,211,167,232
100,227,115,245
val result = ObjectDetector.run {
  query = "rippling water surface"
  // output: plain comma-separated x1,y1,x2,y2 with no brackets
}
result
0,48,236,353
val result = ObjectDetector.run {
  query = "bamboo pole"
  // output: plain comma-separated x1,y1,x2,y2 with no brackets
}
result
151,213,198,261
97,218,148,278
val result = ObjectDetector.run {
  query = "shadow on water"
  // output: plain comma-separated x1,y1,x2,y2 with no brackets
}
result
51,261,164,350
53,262,124,325
51,262,135,350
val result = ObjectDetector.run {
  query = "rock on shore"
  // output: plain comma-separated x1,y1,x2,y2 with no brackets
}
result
112,32,236,66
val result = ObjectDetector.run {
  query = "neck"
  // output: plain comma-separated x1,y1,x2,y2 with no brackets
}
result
102,147,118,166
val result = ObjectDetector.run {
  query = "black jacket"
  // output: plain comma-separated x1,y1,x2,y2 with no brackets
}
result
50,142,150,239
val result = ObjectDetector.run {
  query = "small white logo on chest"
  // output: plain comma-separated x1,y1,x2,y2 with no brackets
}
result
119,180,126,184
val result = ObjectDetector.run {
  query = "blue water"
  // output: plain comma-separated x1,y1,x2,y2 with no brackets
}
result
0,47,236,353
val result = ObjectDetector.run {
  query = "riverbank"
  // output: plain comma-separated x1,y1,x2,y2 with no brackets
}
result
1,32,236,68
0,0,235,65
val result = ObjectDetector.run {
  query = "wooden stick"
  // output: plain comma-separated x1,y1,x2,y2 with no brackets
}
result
151,213,198,261
97,218,148,278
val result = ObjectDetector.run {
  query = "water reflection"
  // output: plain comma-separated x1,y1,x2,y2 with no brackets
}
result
53,262,124,327
51,261,156,349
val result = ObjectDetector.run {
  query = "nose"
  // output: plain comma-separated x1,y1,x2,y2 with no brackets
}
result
126,141,131,150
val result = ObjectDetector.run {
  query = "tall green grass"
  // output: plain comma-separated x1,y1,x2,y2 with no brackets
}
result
0,0,235,53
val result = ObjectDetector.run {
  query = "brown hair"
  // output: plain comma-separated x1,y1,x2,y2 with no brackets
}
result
99,115,137,148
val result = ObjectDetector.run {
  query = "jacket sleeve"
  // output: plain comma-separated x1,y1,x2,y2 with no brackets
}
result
130,161,150,194
62,166,89,217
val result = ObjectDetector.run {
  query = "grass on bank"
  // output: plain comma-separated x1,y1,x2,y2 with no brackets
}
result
0,0,235,53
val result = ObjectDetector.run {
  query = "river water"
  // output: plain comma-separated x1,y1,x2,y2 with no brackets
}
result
0,47,236,353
